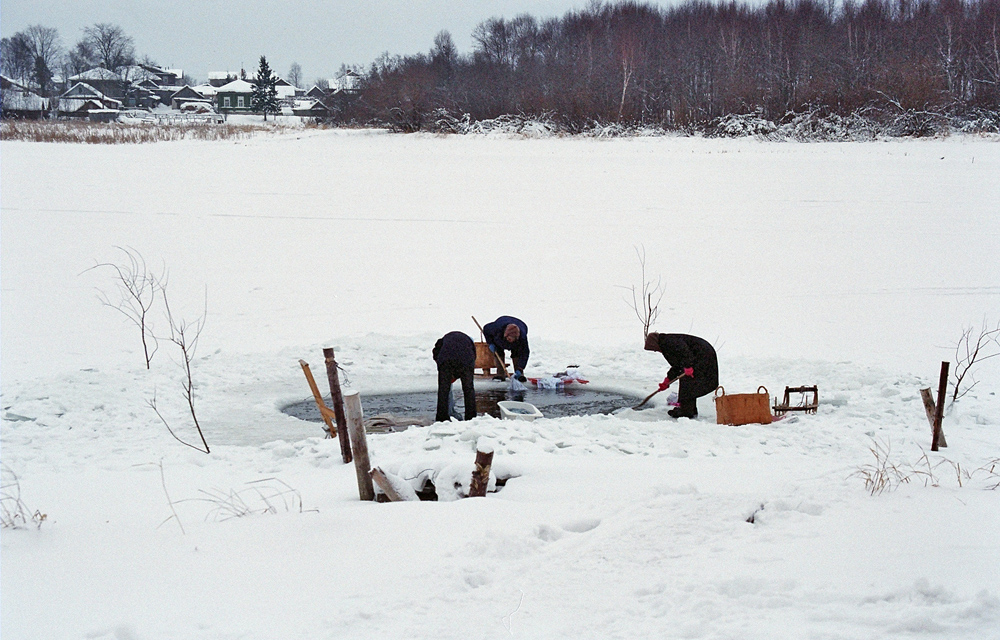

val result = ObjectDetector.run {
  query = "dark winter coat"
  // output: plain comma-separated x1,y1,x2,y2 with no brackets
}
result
482,316,529,372
433,331,477,422
653,333,719,401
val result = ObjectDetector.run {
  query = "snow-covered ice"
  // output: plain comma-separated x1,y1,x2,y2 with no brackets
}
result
2,130,999,639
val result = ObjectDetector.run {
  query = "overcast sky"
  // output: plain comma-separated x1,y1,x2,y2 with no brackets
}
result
3,0,687,84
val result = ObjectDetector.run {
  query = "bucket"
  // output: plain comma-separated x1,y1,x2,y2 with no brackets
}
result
714,386,772,426
497,401,543,421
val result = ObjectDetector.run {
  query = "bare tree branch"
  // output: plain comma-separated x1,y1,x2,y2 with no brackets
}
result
619,245,665,337
155,285,210,454
951,317,1000,403
82,246,163,369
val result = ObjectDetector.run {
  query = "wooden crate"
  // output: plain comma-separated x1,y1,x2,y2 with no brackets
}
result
474,342,507,378
714,386,773,426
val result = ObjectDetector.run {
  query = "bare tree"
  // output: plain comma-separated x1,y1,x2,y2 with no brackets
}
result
84,246,162,369
621,245,665,337
82,23,135,72
288,62,303,88
149,287,210,454
951,317,1000,402
1,34,34,84
22,25,62,95
65,39,98,77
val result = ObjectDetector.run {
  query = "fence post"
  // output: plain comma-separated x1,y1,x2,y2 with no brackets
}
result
469,440,494,498
932,361,949,452
344,391,375,501
323,347,352,464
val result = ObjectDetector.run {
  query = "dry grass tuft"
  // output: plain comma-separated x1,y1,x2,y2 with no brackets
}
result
853,439,1000,495
1,464,47,530
184,478,308,522
1,119,274,144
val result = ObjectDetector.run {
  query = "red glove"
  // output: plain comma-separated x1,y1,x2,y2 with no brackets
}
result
657,376,672,391
683,367,694,378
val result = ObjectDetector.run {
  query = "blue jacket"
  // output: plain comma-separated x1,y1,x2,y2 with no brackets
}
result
482,316,529,372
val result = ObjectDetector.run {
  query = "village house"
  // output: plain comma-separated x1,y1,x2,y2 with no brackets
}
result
57,82,123,120
215,78,255,114
168,85,210,110
67,67,126,100
207,71,240,88
290,98,332,119
1,75,48,119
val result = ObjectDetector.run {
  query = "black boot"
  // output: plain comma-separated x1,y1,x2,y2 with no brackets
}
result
669,399,698,419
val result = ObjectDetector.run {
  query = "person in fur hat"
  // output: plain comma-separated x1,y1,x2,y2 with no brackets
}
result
644,332,718,418
482,316,529,382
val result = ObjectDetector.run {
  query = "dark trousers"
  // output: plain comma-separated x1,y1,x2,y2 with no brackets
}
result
436,362,476,422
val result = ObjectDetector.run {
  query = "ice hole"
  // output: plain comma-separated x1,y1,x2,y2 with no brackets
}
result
281,383,642,430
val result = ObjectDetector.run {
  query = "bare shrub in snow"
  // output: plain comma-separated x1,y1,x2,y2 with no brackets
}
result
149,286,211,454
951,317,1000,403
465,113,559,137
187,478,305,521
1,464,46,530
620,245,665,338
84,246,163,369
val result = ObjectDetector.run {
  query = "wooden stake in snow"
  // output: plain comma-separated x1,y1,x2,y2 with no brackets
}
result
323,347,352,464
932,361,949,452
920,387,947,448
469,440,494,498
344,391,374,501
299,359,337,438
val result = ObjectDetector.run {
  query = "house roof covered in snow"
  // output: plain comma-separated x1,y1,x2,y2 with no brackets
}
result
69,67,123,82
216,79,254,93
119,65,161,84
1,75,48,111
60,82,123,109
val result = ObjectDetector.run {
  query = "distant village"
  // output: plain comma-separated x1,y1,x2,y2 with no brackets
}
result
1,62,361,123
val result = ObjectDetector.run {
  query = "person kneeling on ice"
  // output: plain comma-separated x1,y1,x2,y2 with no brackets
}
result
433,331,478,422
482,315,529,382
644,332,719,418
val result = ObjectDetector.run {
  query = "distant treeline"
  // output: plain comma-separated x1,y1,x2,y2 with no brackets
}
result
342,0,1000,132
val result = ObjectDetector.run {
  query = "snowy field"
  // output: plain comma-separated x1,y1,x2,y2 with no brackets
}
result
2,130,999,639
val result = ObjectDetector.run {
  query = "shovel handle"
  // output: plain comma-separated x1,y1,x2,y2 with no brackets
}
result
633,388,662,410
633,370,690,410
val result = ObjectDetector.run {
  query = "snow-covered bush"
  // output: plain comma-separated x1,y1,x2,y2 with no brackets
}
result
707,111,778,138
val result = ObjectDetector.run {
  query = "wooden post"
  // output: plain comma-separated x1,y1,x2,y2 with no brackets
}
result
932,361,949,452
469,441,494,498
920,387,947,448
299,360,337,438
344,391,375,501
323,348,352,464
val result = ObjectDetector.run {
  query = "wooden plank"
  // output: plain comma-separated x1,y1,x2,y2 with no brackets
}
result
344,391,375,501
920,387,947,447
324,348,352,464
299,359,336,438
932,361,949,451
370,468,404,502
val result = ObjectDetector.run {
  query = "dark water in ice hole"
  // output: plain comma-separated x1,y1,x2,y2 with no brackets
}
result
282,386,642,424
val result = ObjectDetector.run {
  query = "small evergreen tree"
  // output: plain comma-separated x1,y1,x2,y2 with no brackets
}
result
251,55,279,121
